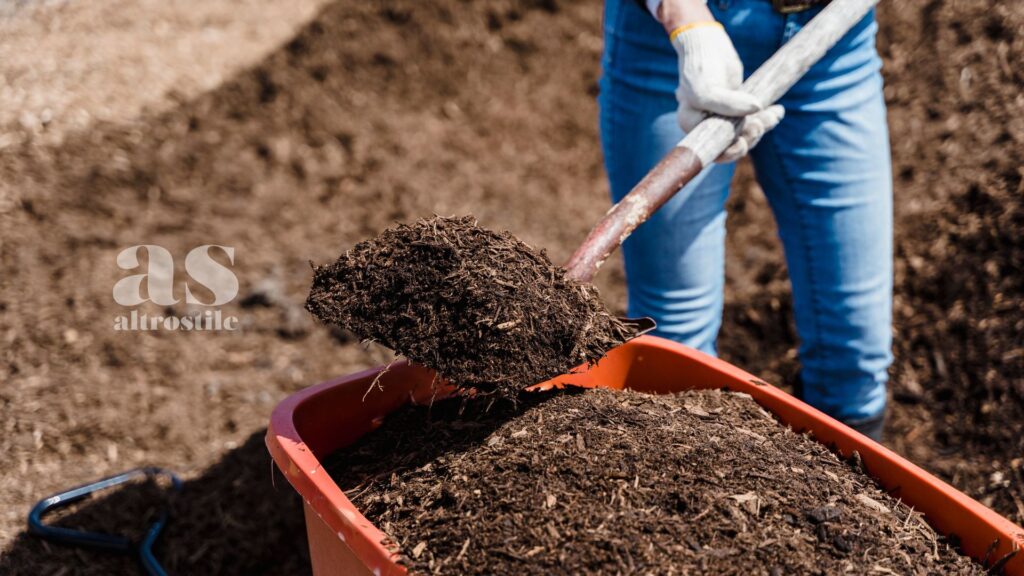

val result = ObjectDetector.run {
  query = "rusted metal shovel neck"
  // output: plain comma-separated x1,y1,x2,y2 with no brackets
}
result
563,146,704,283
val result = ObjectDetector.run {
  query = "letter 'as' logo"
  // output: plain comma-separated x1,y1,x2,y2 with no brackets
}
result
113,245,238,306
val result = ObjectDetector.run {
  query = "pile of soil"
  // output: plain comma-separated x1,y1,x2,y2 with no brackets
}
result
328,388,985,575
307,216,637,393
876,2,1024,520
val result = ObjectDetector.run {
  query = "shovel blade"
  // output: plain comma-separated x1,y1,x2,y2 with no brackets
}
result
620,316,656,339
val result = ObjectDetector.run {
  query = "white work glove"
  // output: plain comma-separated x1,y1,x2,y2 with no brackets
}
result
671,22,785,163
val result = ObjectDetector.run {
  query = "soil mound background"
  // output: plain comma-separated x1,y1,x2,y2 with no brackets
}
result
1,0,1021,572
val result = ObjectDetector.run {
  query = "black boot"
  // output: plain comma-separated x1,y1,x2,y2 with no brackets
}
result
791,373,885,443
841,412,885,443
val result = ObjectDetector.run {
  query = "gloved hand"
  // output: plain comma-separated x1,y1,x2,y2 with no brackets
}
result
671,22,785,163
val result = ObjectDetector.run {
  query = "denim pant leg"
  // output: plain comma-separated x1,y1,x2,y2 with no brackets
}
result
744,8,893,422
601,0,893,421
599,0,734,356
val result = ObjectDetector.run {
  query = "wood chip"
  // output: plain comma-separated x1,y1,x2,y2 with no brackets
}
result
411,541,427,558
730,491,760,515
546,524,560,540
735,427,768,442
684,403,711,417
524,545,545,558
857,494,890,514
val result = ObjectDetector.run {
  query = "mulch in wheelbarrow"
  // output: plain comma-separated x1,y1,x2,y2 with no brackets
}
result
326,387,986,575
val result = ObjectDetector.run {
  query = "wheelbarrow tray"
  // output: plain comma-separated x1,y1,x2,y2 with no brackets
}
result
266,335,1024,575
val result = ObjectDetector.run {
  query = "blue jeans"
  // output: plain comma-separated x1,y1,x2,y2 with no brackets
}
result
599,0,892,422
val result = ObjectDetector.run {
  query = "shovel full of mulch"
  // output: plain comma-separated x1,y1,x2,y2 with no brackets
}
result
306,216,651,396
306,0,881,395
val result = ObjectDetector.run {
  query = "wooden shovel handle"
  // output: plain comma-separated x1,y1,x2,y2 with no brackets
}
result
564,0,880,283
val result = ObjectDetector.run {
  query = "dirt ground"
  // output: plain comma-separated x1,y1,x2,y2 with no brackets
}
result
0,0,1021,574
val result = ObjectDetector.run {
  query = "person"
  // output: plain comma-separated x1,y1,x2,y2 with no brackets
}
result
599,0,891,440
